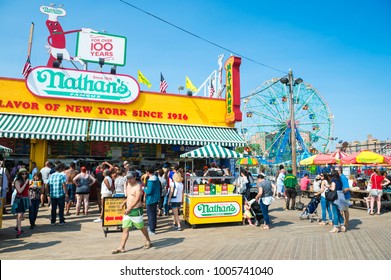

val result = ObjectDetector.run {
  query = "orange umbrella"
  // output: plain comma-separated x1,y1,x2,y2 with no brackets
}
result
299,153,340,165
340,150,388,165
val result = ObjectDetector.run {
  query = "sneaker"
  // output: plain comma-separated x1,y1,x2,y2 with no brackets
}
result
367,208,371,214
175,227,182,231
93,218,102,223
148,229,156,235
59,222,66,226
16,230,24,238
14,227,18,232
50,223,56,226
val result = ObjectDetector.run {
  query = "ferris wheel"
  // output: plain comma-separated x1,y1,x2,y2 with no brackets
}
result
241,78,334,164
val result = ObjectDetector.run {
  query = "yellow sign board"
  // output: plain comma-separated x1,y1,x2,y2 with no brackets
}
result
0,78,233,128
102,197,126,227
183,194,242,226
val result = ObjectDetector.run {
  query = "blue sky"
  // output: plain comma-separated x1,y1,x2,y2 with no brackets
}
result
0,0,390,144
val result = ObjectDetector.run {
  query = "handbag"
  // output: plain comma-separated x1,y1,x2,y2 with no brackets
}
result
171,182,178,198
325,189,338,201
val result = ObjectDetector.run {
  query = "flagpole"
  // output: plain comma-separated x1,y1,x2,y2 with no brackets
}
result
27,22,35,58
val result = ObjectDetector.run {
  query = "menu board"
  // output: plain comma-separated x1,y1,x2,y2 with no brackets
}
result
122,143,140,158
90,141,111,157
49,141,72,156
71,141,90,156
49,141,90,157
14,139,30,155
140,143,156,158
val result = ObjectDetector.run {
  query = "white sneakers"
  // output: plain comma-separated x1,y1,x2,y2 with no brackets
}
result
93,218,102,223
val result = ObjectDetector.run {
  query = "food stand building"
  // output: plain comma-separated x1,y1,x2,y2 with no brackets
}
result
0,56,245,169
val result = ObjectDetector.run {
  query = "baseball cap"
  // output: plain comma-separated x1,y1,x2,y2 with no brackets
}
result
18,168,28,174
126,171,137,179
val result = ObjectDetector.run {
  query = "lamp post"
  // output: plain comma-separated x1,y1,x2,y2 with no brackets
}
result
280,69,303,176
373,139,378,152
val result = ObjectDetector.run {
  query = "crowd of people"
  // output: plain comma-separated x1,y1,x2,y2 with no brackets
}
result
2,157,390,251
1,159,188,246
270,165,391,233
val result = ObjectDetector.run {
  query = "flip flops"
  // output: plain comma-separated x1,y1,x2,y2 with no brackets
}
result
143,242,152,249
112,249,125,254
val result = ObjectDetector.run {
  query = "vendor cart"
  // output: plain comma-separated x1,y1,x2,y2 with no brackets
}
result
180,144,244,228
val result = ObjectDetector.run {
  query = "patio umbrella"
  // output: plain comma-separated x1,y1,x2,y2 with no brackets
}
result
340,150,388,165
236,157,259,165
299,153,340,165
329,150,349,160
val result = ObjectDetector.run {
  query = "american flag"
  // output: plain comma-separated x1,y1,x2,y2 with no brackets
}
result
160,72,168,93
209,79,215,97
22,57,32,77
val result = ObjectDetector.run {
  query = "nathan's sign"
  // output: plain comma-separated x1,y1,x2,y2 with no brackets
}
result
193,201,240,218
76,32,127,66
225,56,242,124
26,67,139,104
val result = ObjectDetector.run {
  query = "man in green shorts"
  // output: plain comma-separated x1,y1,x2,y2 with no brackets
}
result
284,169,298,210
112,171,152,254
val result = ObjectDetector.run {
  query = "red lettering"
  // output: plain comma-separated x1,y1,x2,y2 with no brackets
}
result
82,106,92,113
98,107,105,114
22,102,31,109
6,101,14,108
132,110,138,117
119,109,127,116
14,101,22,108
31,102,39,110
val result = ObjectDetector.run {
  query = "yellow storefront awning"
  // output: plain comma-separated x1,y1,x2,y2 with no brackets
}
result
89,120,245,147
0,114,88,141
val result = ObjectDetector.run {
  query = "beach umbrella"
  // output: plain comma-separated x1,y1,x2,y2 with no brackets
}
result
236,157,259,165
329,150,349,160
299,153,340,165
340,150,388,165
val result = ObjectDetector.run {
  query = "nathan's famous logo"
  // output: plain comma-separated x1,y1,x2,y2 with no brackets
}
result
194,201,240,218
26,67,139,104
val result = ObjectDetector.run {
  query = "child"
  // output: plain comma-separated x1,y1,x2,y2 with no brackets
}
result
243,200,255,226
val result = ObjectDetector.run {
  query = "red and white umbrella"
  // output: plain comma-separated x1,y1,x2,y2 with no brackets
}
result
329,150,349,160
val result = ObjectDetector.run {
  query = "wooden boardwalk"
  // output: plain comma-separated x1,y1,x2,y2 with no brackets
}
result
1,197,390,260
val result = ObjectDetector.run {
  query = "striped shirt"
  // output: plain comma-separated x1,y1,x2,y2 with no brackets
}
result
48,172,66,198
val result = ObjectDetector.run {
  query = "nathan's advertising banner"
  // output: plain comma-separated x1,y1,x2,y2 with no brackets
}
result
193,201,240,218
183,194,242,226
26,67,139,104
76,32,127,66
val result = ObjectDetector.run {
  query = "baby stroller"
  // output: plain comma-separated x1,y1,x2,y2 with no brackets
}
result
243,194,263,226
299,196,320,222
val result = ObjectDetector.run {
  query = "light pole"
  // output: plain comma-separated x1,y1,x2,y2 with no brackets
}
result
280,69,303,176
373,139,378,152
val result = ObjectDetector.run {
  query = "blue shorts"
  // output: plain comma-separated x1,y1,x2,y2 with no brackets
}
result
66,184,76,202
170,202,181,209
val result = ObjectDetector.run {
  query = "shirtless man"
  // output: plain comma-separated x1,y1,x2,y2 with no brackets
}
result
64,162,78,215
112,171,151,254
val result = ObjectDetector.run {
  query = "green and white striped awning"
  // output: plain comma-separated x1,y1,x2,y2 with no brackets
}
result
0,144,13,153
89,120,245,147
180,144,243,158
0,114,88,141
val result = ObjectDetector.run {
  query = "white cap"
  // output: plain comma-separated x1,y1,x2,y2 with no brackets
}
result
40,6,66,21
